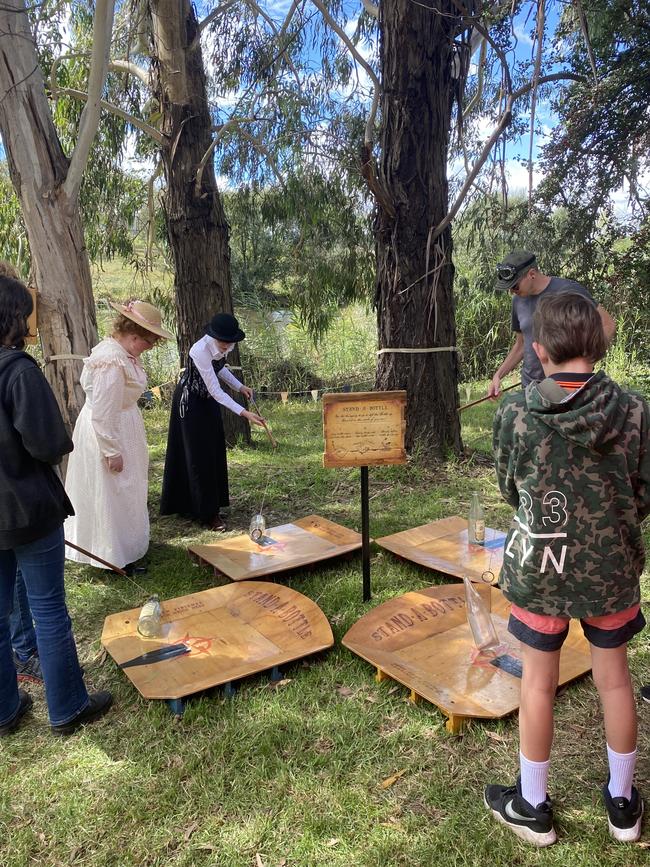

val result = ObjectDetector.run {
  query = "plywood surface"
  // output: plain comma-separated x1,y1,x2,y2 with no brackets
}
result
188,514,362,581
101,581,334,699
376,516,506,583
343,584,590,723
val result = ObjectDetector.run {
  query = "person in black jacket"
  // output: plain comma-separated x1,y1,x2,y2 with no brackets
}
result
0,275,112,736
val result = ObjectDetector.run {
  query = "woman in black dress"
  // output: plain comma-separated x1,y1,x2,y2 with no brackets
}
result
160,313,263,530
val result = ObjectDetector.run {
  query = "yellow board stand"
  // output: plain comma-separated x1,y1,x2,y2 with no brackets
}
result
102,581,334,713
188,515,363,582
343,583,591,733
376,515,506,583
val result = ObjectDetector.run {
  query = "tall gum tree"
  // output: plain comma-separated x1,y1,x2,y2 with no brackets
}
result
148,0,248,443
374,0,461,455
0,0,114,428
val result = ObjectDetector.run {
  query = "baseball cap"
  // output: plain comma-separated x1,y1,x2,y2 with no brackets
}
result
495,250,537,291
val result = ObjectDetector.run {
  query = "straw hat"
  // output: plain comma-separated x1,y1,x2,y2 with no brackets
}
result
110,300,173,340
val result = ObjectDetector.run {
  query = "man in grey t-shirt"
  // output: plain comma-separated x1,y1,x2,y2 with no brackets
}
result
487,250,616,395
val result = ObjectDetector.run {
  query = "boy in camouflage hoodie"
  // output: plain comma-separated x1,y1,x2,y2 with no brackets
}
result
485,292,648,846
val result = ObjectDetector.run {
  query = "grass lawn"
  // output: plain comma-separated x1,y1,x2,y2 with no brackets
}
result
1,390,648,866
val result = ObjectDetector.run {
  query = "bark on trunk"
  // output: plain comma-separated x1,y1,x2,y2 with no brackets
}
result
150,0,249,446
0,0,97,430
374,0,462,456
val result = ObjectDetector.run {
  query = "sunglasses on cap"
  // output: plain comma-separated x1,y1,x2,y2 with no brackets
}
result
496,256,536,282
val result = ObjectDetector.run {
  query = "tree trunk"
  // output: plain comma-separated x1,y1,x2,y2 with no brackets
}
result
374,0,462,456
0,0,97,430
150,0,249,446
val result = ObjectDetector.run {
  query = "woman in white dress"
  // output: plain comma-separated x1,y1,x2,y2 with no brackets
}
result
65,301,172,571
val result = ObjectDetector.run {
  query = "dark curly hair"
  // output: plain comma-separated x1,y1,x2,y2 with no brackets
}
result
0,275,33,349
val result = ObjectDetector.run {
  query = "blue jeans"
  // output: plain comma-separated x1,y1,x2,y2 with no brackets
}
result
9,570,37,661
0,526,88,726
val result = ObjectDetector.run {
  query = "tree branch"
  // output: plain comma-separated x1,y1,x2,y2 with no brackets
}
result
54,86,164,143
109,59,151,88
528,0,545,209
63,0,115,202
432,73,585,242
360,0,378,18
574,0,598,84
310,0,379,147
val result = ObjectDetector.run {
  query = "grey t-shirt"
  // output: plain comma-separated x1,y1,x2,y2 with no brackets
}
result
512,277,597,385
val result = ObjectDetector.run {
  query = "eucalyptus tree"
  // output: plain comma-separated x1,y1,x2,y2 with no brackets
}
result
311,1,606,453
0,0,116,426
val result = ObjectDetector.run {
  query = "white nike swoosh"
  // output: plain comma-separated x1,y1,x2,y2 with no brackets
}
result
505,802,538,823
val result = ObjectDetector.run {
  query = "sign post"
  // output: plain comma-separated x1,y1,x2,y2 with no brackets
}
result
323,391,407,601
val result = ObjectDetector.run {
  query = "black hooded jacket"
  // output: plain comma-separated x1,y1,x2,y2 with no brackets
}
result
0,347,74,548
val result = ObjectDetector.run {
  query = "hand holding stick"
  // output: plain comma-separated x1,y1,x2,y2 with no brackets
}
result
458,382,521,413
249,396,278,448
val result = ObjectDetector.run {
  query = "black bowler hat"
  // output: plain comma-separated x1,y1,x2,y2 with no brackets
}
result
204,313,245,342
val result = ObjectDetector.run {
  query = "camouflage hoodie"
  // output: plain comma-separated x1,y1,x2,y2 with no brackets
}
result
493,370,650,617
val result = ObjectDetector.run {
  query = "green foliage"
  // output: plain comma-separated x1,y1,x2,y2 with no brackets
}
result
238,303,376,394
538,0,650,226
225,173,374,339
0,166,29,277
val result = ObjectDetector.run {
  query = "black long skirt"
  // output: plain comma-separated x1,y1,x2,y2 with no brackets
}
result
160,385,229,524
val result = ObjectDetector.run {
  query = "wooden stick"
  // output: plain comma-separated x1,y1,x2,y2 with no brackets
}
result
249,396,278,448
458,382,521,413
65,539,128,576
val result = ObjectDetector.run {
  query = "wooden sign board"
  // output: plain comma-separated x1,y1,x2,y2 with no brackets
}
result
101,581,334,700
376,516,506,583
188,515,363,582
343,583,591,733
25,286,37,345
322,391,406,468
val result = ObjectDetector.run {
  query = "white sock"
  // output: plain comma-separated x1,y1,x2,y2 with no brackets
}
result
607,744,636,801
519,751,550,808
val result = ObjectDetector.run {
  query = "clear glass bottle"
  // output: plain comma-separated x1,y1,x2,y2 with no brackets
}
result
463,577,499,651
137,594,162,638
249,513,266,542
468,491,486,545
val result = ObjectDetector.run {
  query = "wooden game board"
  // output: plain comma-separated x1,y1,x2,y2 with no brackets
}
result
376,516,506,583
188,514,363,582
343,583,591,733
101,581,334,704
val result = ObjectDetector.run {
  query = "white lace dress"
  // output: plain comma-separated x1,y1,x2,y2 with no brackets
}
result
64,338,149,568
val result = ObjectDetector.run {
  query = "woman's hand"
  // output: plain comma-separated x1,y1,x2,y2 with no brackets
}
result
241,410,265,428
106,454,124,473
240,385,254,400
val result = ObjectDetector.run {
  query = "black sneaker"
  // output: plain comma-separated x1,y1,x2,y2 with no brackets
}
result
51,691,113,736
641,685,650,704
484,778,557,847
13,652,43,685
0,689,33,737
602,782,644,842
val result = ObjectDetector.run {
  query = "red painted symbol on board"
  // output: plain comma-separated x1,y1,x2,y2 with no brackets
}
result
172,633,214,654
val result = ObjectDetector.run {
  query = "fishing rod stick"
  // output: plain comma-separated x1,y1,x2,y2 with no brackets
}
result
458,382,521,413
64,539,128,576
249,395,278,448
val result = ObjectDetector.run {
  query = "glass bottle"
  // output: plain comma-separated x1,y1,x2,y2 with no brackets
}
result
249,513,266,542
468,491,486,545
137,594,162,638
463,577,499,651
